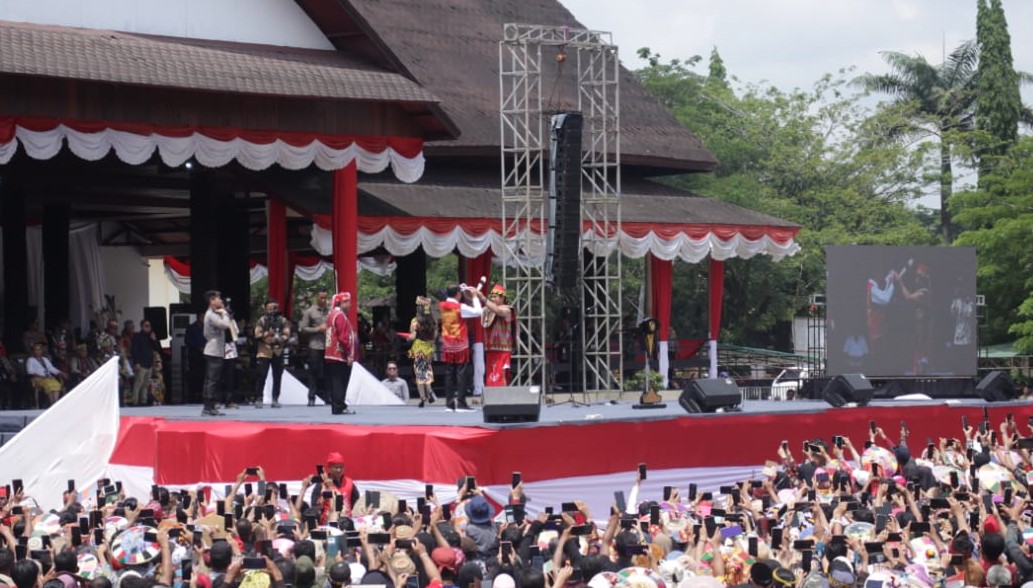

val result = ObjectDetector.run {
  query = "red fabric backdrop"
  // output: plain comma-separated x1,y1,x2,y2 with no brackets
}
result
649,255,673,340
266,199,287,309
111,404,1033,486
0,115,424,158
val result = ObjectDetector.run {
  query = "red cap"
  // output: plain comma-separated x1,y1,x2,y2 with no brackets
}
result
326,452,345,466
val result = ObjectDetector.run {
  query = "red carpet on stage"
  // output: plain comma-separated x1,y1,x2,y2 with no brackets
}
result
110,402,1033,487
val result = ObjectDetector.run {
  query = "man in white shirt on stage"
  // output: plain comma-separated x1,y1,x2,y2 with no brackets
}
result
380,361,409,403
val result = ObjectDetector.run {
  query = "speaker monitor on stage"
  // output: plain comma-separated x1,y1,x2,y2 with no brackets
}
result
482,386,542,424
976,370,1016,402
679,378,742,414
823,374,873,408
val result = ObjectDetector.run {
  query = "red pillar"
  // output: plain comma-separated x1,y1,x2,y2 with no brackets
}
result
333,163,359,327
266,198,287,306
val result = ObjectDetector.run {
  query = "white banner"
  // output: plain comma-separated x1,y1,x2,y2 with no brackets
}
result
262,369,324,406
345,362,406,405
0,358,120,508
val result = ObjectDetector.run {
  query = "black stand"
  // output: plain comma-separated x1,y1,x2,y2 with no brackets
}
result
632,317,666,410
551,313,589,407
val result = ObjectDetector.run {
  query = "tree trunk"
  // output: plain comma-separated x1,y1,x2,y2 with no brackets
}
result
940,140,953,243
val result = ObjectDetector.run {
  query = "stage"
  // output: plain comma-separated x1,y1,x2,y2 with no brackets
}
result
4,391,1032,517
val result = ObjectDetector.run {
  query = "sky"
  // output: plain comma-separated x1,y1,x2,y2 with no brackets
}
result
560,0,1033,95
559,0,1033,209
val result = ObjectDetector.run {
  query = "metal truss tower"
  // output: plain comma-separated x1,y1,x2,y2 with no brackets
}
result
499,24,622,393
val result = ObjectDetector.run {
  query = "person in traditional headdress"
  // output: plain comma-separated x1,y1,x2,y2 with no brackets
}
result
483,284,514,387
404,296,438,407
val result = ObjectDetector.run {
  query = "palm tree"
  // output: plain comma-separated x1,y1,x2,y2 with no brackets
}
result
855,41,979,243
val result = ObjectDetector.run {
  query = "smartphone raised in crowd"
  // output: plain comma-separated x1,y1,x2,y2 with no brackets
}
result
614,491,627,513
638,463,648,481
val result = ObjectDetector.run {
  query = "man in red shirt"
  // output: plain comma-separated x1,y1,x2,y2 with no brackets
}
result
312,451,360,523
439,284,484,412
324,292,356,415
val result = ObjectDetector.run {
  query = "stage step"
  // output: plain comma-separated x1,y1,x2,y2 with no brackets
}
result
0,415,35,447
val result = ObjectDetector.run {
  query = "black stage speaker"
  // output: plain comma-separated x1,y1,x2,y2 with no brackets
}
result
548,112,583,291
679,378,742,413
976,370,1016,402
144,306,169,341
823,374,874,407
483,386,542,424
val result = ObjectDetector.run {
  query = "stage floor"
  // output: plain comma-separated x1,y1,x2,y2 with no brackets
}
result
5,396,1008,429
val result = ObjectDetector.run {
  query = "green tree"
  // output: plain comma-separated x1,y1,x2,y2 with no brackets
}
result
635,51,937,349
976,0,1021,163
953,137,1033,349
854,41,979,242
707,47,729,89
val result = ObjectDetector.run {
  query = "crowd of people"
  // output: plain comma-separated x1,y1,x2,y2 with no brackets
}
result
3,417,1033,588
0,317,163,410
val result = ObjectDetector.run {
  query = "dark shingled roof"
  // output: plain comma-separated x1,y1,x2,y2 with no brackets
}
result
356,170,797,229
0,19,440,104
327,0,717,173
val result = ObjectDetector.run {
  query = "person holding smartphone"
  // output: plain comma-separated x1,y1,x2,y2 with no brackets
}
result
462,494,499,557
311,452,360,524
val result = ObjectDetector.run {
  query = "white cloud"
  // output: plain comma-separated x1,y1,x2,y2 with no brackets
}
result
561,0,1033,95
558,0,1033,209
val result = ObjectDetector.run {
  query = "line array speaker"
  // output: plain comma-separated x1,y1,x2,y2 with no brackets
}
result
548,112,583,291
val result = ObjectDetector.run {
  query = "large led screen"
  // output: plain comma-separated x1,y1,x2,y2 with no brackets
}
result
826,245,977,378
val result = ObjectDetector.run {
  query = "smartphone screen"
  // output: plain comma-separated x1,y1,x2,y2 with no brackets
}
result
614,491,626,512
688,483,697,501
425,484,434,499
316,464,324,476
512,472,522,488
638,463,648,480
869,420,877,434
748,536,758,557
771,527,783,549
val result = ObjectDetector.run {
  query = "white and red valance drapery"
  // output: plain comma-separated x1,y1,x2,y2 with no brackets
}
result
309,216,800,263
0,116,426,183
162,256,395,295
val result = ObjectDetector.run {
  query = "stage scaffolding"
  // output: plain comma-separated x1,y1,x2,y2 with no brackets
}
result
499,24,622,393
